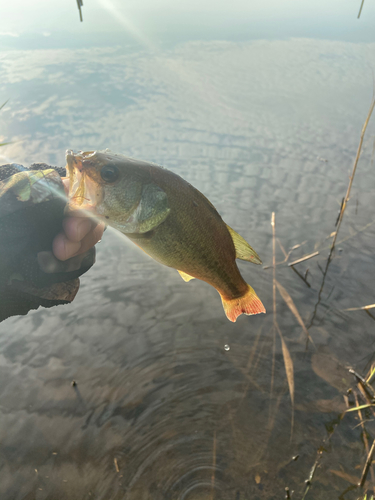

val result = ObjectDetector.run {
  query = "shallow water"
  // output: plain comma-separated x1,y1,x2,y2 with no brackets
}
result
1,22,375,500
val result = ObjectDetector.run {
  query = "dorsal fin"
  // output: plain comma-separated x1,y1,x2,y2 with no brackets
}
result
226,225,262,265
178,270,195,282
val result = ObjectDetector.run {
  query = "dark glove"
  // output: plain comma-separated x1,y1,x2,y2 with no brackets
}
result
0,163,95,322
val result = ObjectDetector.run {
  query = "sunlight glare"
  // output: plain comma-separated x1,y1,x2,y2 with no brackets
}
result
96,0,156,51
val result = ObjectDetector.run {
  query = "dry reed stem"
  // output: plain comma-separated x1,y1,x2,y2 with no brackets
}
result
355,393,375,492
288,252,319,267
345,304,375,312
240,327,264,401
367,364,375,385
276,237,288,260
276,280,313,345
76,0,83,21
275,322,294,437
270,212,277,405
246,326,263,374
360,439,375,488
329,469,361,485
308,98,375,327
358,0,366,18
114,458,119,473
263,259,289,270
272,212,276,321
346,403,375,413
240,376,264,404
301,459,320,500
270,213,295,436
357,383,375,416
210,430,217,500
275,323,294,407
343,394,350,409
248,331,270,382
365,309,375,321
263,240,308,269
268,221,375,271
290,241,307,251
350,369,375,401
331,98,375,255
371,136,375,167
290,265,311,288
266,391,286,442
326,221,374,252
300,407,346,497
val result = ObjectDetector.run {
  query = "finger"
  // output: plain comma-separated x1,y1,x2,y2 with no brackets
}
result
62,177,69,195
52,232,82,262
74,222,105,256
64,207,100,220
63,217,93,243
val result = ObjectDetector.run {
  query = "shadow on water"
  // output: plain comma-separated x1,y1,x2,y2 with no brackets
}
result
1,35,375,499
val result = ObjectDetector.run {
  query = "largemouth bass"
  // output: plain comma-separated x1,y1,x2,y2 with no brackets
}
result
66,150,266,322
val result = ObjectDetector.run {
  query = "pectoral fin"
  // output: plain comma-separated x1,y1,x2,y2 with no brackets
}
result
178,270,195,282
226,225,262,265
119,183,170,234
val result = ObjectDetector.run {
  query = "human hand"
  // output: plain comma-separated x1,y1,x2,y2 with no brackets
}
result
0,165,103,322
52,179,105,261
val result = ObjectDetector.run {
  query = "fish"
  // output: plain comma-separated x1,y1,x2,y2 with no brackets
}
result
65,150,266,322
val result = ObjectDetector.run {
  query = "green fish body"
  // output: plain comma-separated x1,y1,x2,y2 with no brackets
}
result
66,150,265,321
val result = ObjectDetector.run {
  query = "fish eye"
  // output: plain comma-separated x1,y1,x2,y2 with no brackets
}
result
100,164,119,183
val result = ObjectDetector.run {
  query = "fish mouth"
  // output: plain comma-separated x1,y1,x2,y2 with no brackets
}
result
65,150,103,218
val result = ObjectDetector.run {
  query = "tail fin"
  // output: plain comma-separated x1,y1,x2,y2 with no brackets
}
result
220,285,266,322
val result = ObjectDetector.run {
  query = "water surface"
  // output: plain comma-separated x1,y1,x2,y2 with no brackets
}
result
1,29,375,500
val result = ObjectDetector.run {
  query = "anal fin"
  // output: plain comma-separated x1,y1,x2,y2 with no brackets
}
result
178,270,195,282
